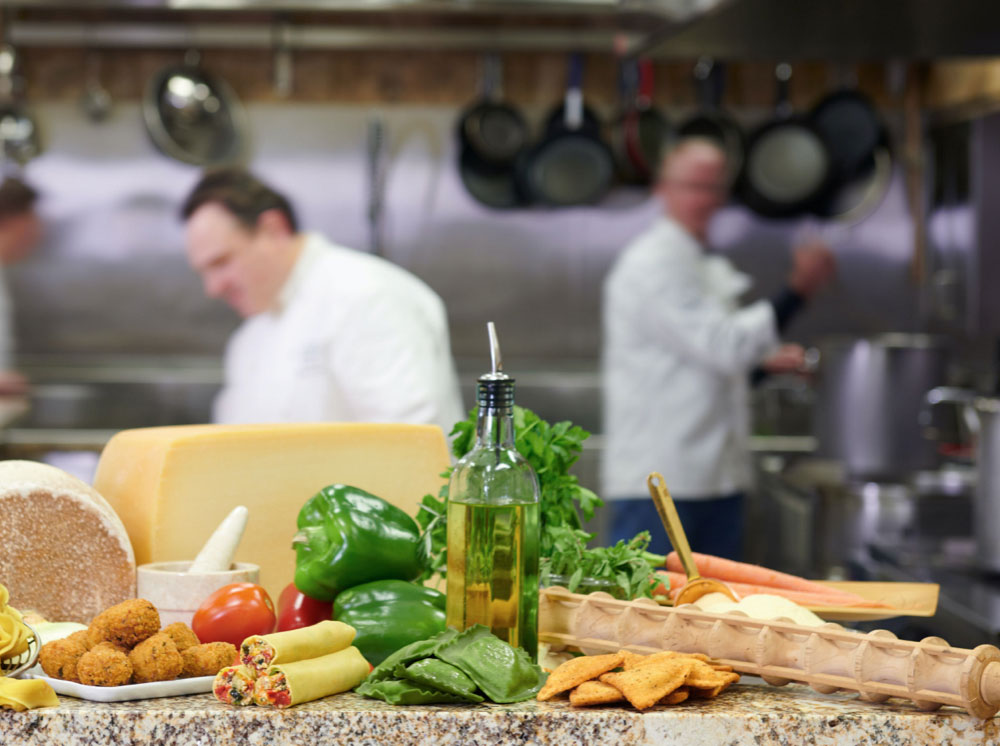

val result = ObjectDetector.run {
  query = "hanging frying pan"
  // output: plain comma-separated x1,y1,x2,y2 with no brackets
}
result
0,44,41,165
739,63,834,219
611,58,671,185
520,54,613,207
457,54,528,209
677,58,744,188
458,54,528,167
143,50,247,166
808,86,893,220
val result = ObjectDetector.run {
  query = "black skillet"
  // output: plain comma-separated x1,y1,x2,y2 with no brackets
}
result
519,54,614,207
808,87,893,220
457,55,529,209
458,54,528,166
739,63,835,219
677,58,744,188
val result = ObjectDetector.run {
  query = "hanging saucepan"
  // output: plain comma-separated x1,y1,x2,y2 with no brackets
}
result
677,58,744,189
520,54,613,207
457,54,528,209
143,51,247,166
610,58,671,185
739,63,834,219
808,86,893,221
0,45,41,165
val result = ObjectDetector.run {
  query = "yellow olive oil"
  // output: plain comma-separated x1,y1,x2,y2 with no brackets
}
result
446,499,540,656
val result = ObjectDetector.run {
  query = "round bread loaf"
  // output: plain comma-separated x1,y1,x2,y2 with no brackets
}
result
0,460,136,623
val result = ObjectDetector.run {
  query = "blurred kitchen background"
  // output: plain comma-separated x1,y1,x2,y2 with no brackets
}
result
4,0,1000,645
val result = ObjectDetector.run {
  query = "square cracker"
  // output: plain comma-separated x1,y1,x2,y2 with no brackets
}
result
621,650,709,670
661,687,690,705
686,660,740,688
537,652,625,701
569,681,627,707
685,660,740,698
601,659,694,710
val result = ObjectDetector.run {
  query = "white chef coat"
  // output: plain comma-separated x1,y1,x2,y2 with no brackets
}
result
601,217,779,500
214,233,464,435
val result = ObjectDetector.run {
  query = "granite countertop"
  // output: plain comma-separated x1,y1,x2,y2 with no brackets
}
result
2,680,998,746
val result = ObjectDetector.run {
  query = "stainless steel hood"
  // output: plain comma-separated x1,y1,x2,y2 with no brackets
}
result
643,0,1000,59
4,0,736,54
7,0,1000,59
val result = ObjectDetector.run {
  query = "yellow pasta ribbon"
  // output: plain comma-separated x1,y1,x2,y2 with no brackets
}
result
0,678,59,711
0,583,31,661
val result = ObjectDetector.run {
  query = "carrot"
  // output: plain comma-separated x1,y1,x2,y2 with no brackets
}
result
655,571,888,609
665,552,863,601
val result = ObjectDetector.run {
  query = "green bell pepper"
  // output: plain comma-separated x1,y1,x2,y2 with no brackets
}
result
293,484,423,601
334,579,447,665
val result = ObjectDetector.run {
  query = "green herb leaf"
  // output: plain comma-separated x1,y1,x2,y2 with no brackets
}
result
415,406,605,578
538,527,666,600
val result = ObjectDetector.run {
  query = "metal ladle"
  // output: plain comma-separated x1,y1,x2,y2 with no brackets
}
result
647,471,738,605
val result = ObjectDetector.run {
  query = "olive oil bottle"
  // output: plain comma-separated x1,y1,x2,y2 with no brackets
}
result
446,322,540,658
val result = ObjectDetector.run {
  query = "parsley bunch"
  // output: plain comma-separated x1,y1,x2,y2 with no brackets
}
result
416,406,603,580
540,526,666,600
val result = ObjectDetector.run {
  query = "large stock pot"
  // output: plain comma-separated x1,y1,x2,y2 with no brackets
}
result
813,334,949,480
924,388,1000,571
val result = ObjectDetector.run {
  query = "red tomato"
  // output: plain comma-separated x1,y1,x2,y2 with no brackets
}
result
276,582,333,632
192,583,276,647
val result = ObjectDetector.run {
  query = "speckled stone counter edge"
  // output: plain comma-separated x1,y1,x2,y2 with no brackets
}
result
2,684,999,746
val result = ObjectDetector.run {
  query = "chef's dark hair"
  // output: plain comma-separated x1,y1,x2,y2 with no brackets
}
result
0,177,38,221
181,168,299,233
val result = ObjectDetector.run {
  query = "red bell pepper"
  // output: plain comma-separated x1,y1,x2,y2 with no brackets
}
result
276,582,333,632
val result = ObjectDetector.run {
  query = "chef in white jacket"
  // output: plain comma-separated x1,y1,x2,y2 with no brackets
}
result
0,177,41,394
181,168,463,434
602,138,834,559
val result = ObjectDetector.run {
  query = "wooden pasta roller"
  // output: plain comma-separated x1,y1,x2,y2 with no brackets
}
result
539,587,1000,718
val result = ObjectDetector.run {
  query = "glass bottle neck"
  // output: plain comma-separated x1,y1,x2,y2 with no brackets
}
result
475,406,515,448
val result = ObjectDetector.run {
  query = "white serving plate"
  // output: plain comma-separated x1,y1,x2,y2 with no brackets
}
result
20,667,214,702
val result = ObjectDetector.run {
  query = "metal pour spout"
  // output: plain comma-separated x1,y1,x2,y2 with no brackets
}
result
487,321,503,375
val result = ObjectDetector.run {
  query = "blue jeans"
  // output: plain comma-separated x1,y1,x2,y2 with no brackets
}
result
609,494,745,561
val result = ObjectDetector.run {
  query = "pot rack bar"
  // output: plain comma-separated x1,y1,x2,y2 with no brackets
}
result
7,21,641,53
2,0,735,55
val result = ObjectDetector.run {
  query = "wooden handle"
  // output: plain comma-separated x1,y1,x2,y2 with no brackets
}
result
647,472,700,582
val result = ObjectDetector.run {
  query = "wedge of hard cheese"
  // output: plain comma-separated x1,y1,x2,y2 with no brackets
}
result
93,423,450,596
0,460,136,623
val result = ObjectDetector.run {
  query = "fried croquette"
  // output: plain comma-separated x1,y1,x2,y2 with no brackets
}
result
66,629,93,650
88,599,160,649
162,622,200,652
129,632,183,683
38,636,89,682
76,642,133,687
181,642,238,678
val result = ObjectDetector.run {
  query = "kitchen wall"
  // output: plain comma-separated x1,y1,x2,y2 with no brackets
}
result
12,97,926,371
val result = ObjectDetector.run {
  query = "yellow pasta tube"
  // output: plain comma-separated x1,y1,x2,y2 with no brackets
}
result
0,678,59,711
254,646,370,709
240,621,355,677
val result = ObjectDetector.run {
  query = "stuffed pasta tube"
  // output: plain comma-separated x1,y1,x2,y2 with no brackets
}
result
240,620,355,677
253,645,369,709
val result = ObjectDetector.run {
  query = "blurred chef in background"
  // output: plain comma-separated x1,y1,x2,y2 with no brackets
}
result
180,168,463,434
602,137,835,560
0,177,42,394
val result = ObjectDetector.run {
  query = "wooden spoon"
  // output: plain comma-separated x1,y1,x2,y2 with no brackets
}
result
646,471,738,605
